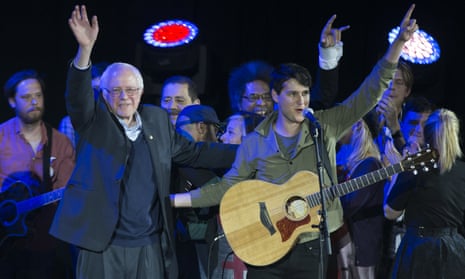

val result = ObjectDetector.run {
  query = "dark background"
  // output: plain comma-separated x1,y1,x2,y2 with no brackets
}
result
1,1,464,130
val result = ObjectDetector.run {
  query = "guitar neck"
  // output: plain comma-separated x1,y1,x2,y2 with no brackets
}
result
306,161,403,206
17,188,65,215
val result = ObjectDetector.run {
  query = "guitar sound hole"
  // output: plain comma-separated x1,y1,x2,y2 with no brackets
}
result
284,196,308,221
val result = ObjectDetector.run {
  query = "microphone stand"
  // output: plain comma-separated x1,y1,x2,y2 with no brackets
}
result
309,121,331,279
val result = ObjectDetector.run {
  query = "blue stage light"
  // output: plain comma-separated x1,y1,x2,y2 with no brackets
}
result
388,27,440,64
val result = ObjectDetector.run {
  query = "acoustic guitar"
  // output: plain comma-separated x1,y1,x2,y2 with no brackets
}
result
219,147,438,266
0,181,64,246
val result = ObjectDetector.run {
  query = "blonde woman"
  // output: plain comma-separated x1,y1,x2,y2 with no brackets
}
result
336,111,387,279
384,108,465,279
220,112,264,144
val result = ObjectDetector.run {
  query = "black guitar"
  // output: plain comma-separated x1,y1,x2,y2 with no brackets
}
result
0,181,64,246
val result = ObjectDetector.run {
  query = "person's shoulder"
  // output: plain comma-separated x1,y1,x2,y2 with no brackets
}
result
0,118,17,135
141,103,165,114
0,118,15,128
363,156,382,165
356,157,383,171
51,125,74,146
139,104,171,123
452,159,465,172
241,129,263,146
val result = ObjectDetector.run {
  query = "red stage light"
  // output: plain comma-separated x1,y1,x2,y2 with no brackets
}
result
144,20,198,48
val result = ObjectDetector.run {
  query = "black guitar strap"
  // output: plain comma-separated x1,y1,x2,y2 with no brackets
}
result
42,122,53,192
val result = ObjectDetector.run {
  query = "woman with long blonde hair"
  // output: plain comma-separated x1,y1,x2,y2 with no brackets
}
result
384,108,465,279
336,110,387,279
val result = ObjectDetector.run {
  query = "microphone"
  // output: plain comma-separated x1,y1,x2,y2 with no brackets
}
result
303,108,320,129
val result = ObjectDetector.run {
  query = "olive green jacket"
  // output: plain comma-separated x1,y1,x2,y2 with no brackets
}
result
191,58,397,242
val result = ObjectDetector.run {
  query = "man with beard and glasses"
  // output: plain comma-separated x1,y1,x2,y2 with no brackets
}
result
0,69,76,278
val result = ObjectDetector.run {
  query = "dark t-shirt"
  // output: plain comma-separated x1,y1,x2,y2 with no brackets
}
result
340,157,386,266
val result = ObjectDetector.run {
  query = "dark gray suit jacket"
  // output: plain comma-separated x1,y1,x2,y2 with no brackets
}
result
50,64,237,278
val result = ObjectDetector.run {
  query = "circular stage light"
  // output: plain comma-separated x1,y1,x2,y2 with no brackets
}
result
143,19,198,48
388,27,440,64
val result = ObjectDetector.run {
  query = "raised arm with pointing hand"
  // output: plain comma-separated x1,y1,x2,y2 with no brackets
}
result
385,4,418,63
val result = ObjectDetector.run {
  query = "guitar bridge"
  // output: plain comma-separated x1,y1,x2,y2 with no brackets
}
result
259,202,276,235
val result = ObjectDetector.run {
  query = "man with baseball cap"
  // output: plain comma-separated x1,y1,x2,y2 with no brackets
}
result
176,104,221,142
174,104,225,278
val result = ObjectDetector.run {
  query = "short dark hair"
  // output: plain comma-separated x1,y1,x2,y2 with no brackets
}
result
161,75,199,102
270,63,312,94
3,69,45,99
228,60,274,113
402,95,435,121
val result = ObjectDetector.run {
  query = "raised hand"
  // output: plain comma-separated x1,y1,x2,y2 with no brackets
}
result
320,14,350,48
69,5,99,49
396,3,418,43
385,4,419,63
68,5,99,67
376,94,401,131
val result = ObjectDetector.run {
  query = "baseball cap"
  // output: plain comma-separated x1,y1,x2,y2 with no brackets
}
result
175,104,221,129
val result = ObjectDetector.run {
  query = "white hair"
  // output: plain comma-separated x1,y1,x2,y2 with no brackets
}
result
99,62,144,90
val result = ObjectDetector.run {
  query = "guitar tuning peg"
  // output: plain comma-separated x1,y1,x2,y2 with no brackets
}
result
412,169,418,175
433,162,438,168
423,166,430,172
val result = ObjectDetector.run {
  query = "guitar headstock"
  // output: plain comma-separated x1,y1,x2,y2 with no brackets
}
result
401,146,439,175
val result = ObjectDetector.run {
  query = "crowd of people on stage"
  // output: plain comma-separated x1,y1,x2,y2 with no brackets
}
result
1,3,464,279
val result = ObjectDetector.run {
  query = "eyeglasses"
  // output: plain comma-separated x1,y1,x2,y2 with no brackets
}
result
102,87,141,97
242,93,272,103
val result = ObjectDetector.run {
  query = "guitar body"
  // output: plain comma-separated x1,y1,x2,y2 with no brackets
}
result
219,148,438,267
0,181,64,247
219,171,321,266
0,182,34,246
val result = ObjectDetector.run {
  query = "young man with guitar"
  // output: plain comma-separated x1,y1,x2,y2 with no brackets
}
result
172,4,420,279
0,69,76,278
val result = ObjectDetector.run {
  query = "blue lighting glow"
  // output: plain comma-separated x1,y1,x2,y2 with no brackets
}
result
388,27,440,64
